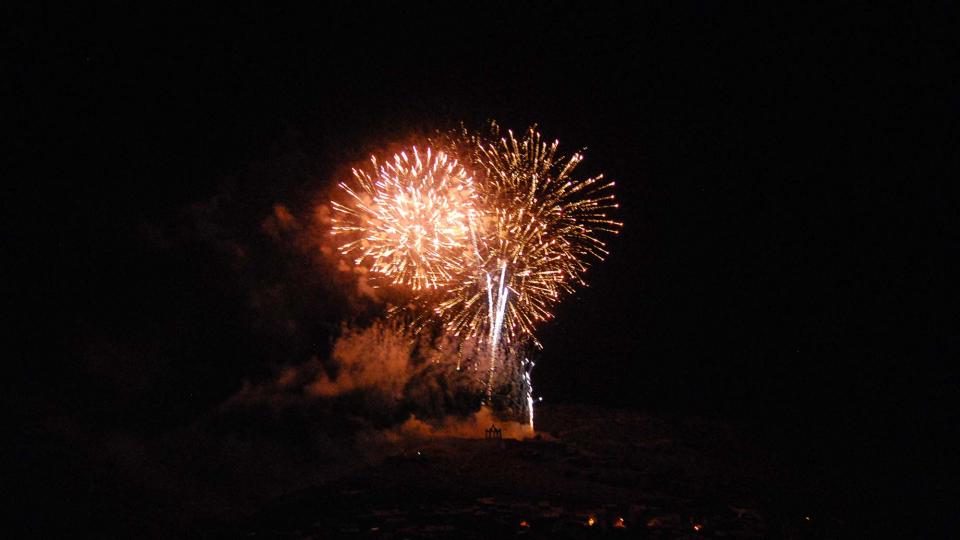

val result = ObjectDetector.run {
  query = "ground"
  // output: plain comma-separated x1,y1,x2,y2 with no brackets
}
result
227,405,847,538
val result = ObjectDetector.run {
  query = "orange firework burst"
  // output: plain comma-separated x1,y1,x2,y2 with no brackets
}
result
331,147,477,291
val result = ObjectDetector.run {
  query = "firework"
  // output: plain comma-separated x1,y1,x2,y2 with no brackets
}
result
330,124,621,427
331,147,478,291
434,123,621,349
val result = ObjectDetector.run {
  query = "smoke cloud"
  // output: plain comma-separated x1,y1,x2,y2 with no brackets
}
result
222,319,533,440
261,201,382,305
392,406,533,440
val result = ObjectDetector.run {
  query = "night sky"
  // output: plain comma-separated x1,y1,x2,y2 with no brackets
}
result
7,4,956,536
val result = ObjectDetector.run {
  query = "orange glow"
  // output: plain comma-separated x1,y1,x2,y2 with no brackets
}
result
613,517,626,528
586,515,596,527
693,523,703,532
519,520,529,528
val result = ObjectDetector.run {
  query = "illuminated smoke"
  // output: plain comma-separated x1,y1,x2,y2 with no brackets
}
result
224,320,491,430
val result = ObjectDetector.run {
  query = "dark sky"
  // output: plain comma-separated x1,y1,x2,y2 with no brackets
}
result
7,4,956,527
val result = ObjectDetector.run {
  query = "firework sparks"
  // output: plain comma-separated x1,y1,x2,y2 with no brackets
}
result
434,122,621,354
331,147,477,291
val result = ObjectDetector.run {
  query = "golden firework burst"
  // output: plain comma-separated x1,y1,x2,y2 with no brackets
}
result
331,147,478,291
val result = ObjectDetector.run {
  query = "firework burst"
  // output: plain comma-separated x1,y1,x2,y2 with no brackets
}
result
330,147,478,291
434,122,622,349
